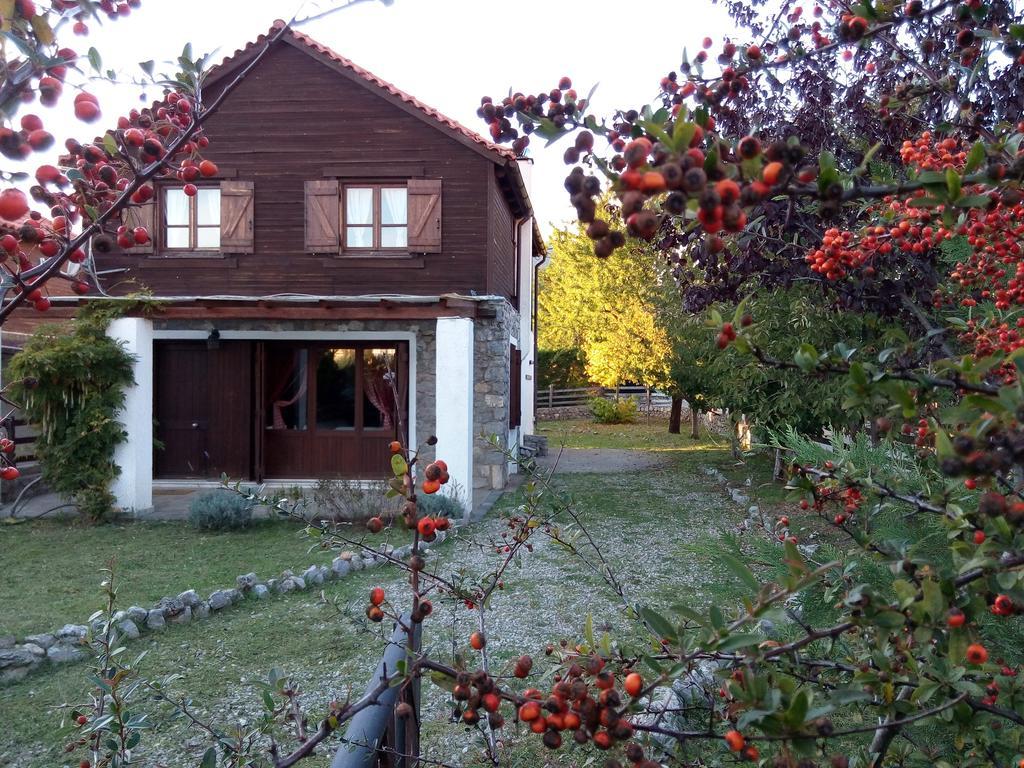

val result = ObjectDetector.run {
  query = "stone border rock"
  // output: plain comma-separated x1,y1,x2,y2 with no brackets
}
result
0,531,447,685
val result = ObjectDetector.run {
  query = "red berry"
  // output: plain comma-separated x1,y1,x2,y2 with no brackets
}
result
74,99,101,123
0,189,28,221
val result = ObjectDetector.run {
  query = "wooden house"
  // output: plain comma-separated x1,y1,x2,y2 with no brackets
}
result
13,22,545,513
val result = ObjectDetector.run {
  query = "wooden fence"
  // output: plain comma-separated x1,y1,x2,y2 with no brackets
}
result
538,384,673,412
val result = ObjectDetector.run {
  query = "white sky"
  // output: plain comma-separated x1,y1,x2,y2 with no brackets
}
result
13,0,731,234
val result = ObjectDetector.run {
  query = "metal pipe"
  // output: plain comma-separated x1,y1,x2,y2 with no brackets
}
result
332,614,421,768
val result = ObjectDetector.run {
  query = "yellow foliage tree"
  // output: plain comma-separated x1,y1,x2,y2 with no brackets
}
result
539,222,676,389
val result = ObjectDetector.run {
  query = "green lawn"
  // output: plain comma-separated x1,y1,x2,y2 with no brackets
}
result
0,425,764,768
0,518,342,637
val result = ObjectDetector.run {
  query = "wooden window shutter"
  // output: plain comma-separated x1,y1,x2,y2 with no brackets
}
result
407,178,442,253
509,345,522,429
121,200,155,254
220,180,254,253
305,179,340,253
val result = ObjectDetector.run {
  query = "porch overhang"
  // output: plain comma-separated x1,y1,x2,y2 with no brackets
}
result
47,293,507,321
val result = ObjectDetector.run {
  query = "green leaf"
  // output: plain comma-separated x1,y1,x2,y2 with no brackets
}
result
718,552,759,591
200,746,217,768
955,195,991,208
717,633,762,652
638,606,677,642
672,121,697,152
946,168,962,201
88,46,102,73
139,59,155,78
787,689,809,726
390,454,408,477
964,141,986,173
584,613,595,649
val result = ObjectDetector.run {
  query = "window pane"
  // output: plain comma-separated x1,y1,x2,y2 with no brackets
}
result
165,188,188,226
266,348,308,431
381,226,407,248
196,188,220,225
363,348,397,429
196,227,220,249
165,226,189,249
346,226,373,248
316,349,356,429
345,188,373,225
380,188,407,225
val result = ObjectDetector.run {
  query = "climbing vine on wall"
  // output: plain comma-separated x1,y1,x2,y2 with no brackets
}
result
8,304,140,521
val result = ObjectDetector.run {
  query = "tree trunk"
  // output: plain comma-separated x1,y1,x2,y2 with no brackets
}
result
729,412,740,458
668,396,682,434
773,447,784,481
690,407,700,439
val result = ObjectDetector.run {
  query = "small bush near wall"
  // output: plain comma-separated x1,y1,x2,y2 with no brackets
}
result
309,479,394,522
417,490,463,520
537,347,589,390
589,397,638,425
188,490,254,531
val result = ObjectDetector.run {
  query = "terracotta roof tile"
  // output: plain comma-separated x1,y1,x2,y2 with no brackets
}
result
208,20,516,162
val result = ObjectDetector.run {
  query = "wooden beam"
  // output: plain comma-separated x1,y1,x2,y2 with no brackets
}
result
323,164,426,178
139,303,478,321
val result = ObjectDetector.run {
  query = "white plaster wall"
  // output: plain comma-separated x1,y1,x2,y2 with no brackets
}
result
435,317,474,517
516,158,539,437
518,217,537,436
108,317,154,514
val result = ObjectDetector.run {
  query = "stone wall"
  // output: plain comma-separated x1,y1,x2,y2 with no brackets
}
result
472,300,520,493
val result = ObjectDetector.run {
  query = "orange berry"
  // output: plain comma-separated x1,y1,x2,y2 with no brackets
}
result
417,517,435,537
370,587,385,606
470,631,486,650
762,161,784,186
624,672,643,697
725,729,745,751
389,440,402,454
519,701,541,722
422,479,441,495
966,643,989,665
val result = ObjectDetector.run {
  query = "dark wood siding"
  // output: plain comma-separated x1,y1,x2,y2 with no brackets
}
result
486,170,517,301
99,43,495,297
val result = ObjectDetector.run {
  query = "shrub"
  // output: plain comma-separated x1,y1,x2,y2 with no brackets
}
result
417,490,464,521
188,490,254,531
310,478,393,522
589,396,638,424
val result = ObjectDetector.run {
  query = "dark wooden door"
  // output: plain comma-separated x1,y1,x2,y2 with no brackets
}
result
154,341,253,479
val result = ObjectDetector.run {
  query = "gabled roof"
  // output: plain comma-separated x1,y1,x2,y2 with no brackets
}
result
205,20,516,164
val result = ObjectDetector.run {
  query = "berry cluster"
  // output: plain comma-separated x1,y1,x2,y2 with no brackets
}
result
476,75,587,157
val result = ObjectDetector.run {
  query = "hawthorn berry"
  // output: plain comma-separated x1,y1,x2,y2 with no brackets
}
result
966,643,989,665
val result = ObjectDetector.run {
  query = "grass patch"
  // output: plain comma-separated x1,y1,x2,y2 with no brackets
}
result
538,416,724,452
0,518,341,637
